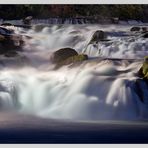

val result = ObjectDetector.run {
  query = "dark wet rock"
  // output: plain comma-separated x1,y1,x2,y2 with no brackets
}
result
23,16,32,25
0,27,24,56
142,27,148,32
1,23,13,26
134,79,146,102
130,26,141,32
89,30,107,44
142,33,148,38
0,35,23,52
52,48,78,63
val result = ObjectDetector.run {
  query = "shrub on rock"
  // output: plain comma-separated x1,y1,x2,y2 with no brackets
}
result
138,56,148,79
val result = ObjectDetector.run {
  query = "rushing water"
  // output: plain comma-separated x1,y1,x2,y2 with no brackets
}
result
0,23,148,121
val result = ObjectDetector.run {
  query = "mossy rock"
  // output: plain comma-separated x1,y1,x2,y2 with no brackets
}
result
138,56,148,79
61,54,88,65
52,48,78,63
55,54,88,68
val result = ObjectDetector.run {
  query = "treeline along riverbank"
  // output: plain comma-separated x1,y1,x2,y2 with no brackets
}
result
0,5,148,22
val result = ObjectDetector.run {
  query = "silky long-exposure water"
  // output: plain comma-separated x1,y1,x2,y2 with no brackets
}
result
0,23,148,143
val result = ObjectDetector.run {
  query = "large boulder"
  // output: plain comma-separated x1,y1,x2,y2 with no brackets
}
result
0,27,24,57
89,30,107,44
130,26,141,32
52,48,78,63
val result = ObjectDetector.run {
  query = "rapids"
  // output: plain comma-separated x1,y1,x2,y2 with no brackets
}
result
0,24,148,121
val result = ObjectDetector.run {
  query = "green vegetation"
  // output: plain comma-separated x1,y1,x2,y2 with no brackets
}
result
0,5,148,21
142,56,148,79
138,56,148,79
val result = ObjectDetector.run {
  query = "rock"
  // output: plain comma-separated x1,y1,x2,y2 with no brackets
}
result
23,16,32,25
1,23,13,26
0,34,5,41
142,33,148,38
138,56,148,79
111,17,119,24
32,24,47,32
0,28,24,56
130,26,141,32
52,48,78,63
57,54,88,67
142,27,148,32
0,27,13,35
89,30,107,44
4,50,18,57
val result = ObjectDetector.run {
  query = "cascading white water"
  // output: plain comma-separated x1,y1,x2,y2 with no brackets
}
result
0,23,148,121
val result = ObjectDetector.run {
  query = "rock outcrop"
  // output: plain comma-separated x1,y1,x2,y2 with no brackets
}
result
130,26,141,32
0,27,24,57
52,48,88,68
52,48,78,63
89,30,107,44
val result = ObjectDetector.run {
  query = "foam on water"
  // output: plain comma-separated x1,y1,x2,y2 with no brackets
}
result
0,24,147,121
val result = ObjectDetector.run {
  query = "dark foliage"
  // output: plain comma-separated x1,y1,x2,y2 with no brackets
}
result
0,5,148,21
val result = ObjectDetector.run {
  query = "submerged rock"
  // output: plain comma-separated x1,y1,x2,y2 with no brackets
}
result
52,48,78,63
130,26,141,32
89,30,107,44
32,24,47,32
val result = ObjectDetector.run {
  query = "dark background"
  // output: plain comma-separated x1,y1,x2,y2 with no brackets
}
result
0,5,148,21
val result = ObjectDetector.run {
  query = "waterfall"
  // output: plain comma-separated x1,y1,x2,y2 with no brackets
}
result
0,23,147,121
